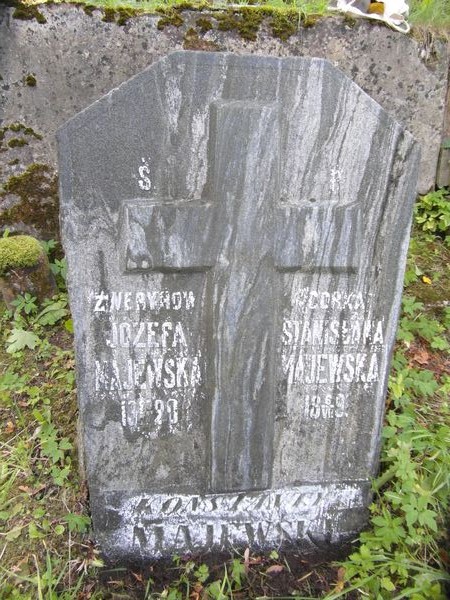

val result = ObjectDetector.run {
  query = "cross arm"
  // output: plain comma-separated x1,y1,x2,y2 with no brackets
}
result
123,202,215,272
275,203,361,273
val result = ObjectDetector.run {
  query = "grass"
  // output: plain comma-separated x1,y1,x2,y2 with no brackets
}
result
0,190,449,598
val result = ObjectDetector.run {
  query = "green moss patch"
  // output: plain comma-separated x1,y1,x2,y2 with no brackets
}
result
157,8,184,30
216,7,268,41
183,27,219,50
100,5,146,26
12,2,47,24
0,235,43,275
196,16,213,32
24,73,37,87
7,138,28,149
270,10,298,40
0,123,42,153
8,122,42,139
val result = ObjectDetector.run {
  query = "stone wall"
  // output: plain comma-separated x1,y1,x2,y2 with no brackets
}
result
0,4,449,238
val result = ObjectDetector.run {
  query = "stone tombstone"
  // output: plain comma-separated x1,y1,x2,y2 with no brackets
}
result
57,52,419,561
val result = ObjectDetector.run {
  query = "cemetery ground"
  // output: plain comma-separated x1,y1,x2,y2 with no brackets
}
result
0,191,449,599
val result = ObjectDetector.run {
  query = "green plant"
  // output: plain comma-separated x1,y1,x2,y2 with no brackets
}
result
409,0,450,28
397,295,449,351
329,221,450,599
3,292,70,353
414,188,450,244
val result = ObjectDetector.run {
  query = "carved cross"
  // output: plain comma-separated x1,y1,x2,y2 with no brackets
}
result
124,100,360,493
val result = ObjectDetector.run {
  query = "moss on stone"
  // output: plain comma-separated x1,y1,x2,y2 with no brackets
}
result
0,163,60,240
0,123,42,152
343,13,357,27
117,7,137,26
100,6,143,25
83,4,97,17
303,13,322,27
157,9,184,30
13,3,47,25
270,10,298,41
196,16,213,33
0,235,43,275
8,123,42,139
7,138,28,149
24,74,37,87
183,27,219,50
172,1,212,11
216,8,265,41
102,7,116,23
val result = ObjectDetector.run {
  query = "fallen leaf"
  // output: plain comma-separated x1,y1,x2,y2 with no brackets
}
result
412,349,430,365
422,275,432,285
5,421,15,434
266,564,284,574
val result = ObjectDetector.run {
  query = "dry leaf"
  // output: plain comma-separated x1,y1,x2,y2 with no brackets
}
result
5,421,15,434
412,349,430,365
266,564,284,574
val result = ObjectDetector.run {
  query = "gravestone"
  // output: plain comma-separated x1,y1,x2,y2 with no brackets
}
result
57,52,420,561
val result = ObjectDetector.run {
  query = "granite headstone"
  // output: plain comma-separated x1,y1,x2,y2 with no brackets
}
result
57,52,420,561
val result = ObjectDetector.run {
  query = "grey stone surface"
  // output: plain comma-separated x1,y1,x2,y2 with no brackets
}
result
58,51,419,560
436,82,450,189
0,4,448,197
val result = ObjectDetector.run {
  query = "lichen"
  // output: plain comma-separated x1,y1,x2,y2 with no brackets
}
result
12,3,47,25
0,235,43,275
24,74,37,87
0,163,60,240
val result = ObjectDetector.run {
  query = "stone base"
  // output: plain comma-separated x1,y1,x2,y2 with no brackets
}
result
92,482,371,562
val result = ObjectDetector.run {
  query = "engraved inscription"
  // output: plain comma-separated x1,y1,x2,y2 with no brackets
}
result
91,287,204,438
280,288,385,421
106,483,368,556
